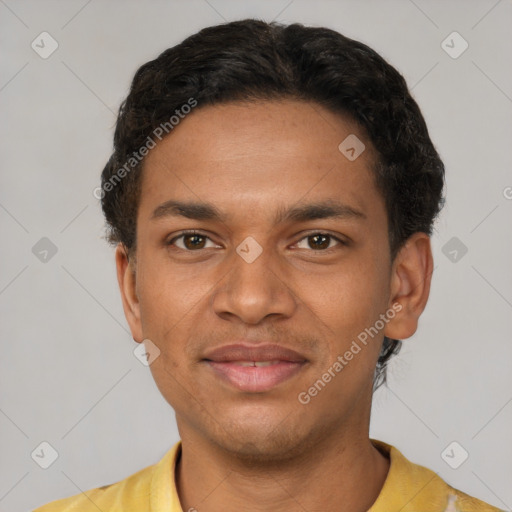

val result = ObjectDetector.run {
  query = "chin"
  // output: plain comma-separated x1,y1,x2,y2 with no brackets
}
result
220,434,303,464
209,414,319,465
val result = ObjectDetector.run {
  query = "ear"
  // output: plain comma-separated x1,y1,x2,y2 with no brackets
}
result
115,244,143,343
383,232,434,340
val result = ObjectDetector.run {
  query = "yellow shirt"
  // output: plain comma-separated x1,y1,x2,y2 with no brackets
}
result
33,439,503,511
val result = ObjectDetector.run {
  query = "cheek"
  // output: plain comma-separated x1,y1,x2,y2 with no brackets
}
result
147,355,187,412
137,250,209,338
136,252,218,403
301,254,389,342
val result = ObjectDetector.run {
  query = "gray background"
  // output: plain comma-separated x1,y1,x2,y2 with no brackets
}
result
1,1,511,510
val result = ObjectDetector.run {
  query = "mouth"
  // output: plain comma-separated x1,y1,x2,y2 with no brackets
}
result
202,344,308,393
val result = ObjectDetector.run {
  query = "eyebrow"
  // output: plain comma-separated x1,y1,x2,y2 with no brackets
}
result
151,199,366,224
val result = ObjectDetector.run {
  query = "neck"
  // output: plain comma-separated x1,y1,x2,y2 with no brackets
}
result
175,429,390,512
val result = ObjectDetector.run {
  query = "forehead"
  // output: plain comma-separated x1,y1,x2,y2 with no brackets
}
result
139,100,384,224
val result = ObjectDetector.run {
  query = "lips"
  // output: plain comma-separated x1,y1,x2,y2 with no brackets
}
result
203,343,307,392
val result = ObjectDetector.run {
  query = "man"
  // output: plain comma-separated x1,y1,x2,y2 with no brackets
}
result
35,19,502,512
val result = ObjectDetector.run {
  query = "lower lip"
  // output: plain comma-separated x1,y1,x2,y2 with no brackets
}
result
205,361,305,392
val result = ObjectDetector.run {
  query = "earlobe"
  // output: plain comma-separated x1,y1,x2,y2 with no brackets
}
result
383,233,434,341
115,244,143,343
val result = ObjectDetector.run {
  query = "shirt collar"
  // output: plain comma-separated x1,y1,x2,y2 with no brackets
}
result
150,441,182,511
151,439,452,512
369,439,453,512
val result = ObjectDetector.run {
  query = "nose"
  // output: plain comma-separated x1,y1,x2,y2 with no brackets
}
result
211,240,297,325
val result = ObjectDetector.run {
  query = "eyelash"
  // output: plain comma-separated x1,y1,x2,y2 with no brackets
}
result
166,230,347,252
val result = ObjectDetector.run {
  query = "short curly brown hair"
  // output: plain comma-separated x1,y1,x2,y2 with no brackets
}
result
100,19,445,390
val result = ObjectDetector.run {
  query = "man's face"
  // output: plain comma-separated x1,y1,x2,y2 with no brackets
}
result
121,100,397,459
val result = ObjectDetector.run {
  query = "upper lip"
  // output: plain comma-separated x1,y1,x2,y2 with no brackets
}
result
203,343,307,363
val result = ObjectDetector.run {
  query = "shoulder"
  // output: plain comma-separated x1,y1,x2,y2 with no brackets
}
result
32,443,181,511
449,487,505,512
32,463,155,511
370,439,504,512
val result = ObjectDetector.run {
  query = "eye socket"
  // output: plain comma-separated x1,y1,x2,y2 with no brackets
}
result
166,231,346,252
294,232,345,251
167,230,219,251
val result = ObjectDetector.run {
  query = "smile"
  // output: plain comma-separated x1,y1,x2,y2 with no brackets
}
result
204,359,305,392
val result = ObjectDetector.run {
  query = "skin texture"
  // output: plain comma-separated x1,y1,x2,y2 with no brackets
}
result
116,100,433,512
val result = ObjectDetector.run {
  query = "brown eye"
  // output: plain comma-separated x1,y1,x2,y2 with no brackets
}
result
168,232,218,251
182,234,206,250
295,233,343,251
309,234,330,250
